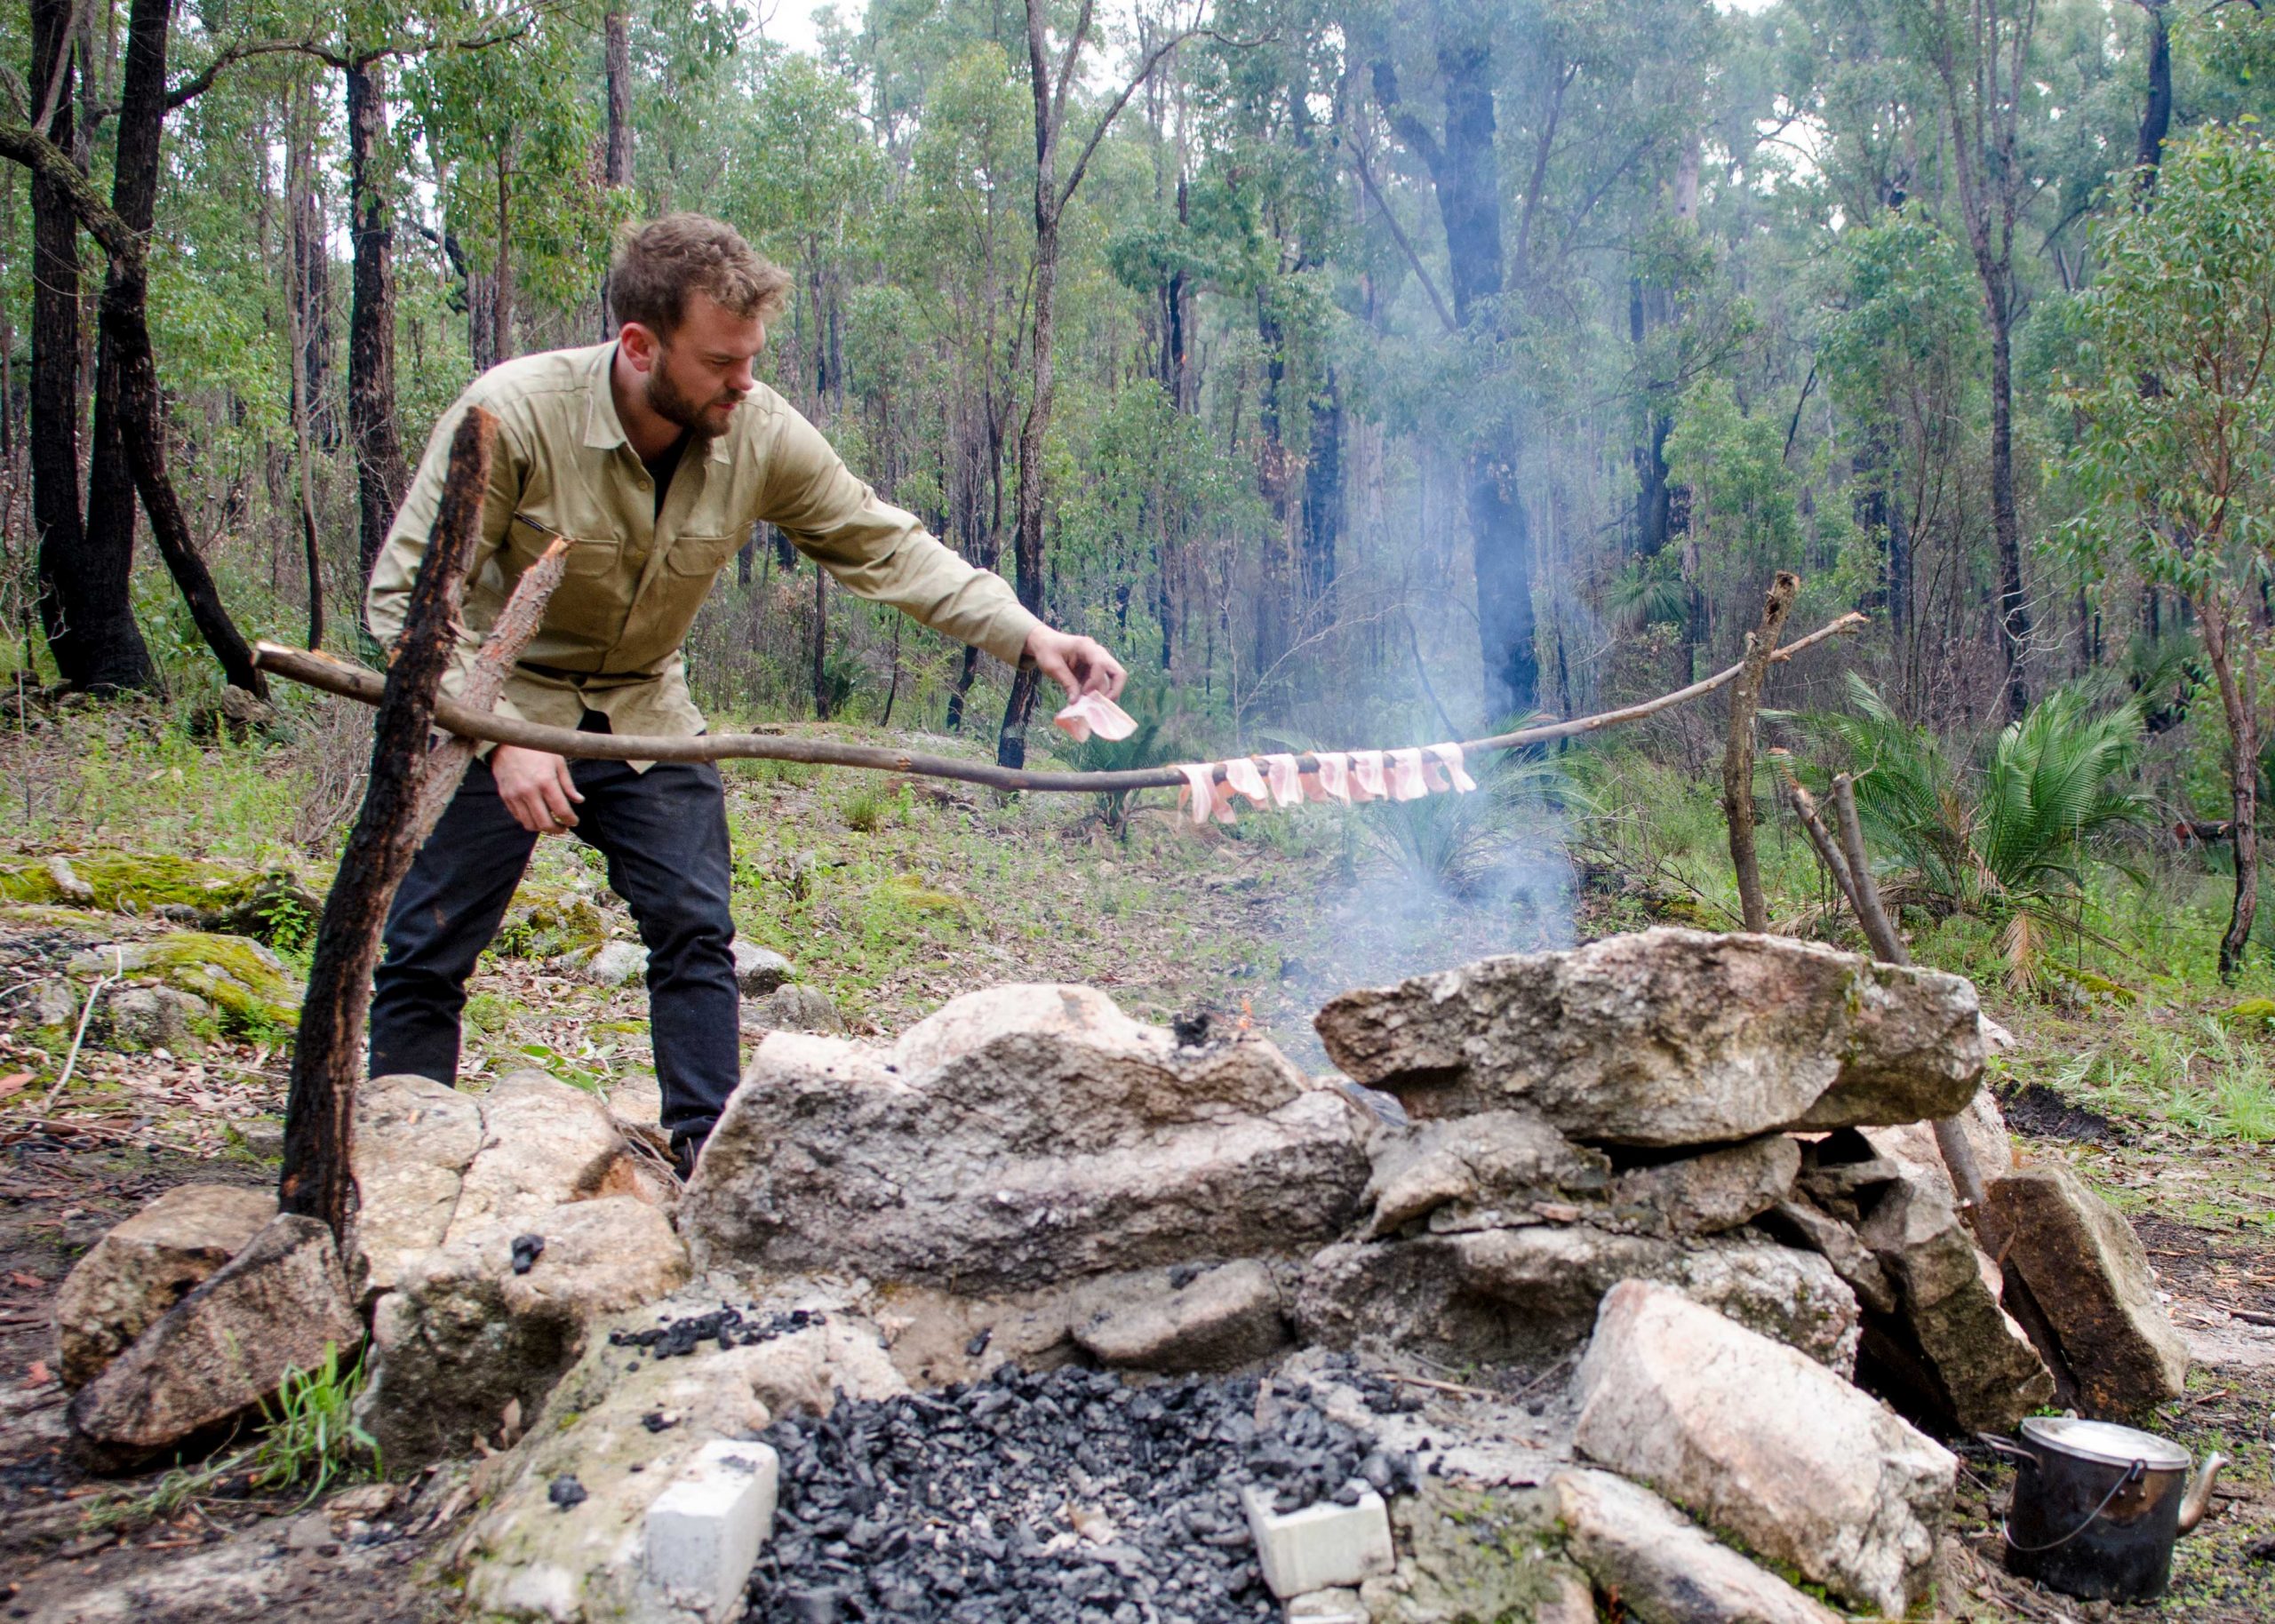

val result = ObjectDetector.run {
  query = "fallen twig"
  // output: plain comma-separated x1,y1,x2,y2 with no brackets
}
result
43,948,122,1110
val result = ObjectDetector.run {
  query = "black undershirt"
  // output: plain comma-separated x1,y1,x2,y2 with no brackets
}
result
643,432,690,518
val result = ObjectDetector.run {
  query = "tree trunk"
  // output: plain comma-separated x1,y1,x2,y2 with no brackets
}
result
1723,572,1798,933
600,9,633,334
2203,608,2259,982
346,59,410,588
1300,369,1341,604
2136,2,2172,183
1252,294,1294,708
286,85,324,649
79,0,179,662
1375,25,1535,719
280,410,497,1233
1989,305,2030,721
31,0,153,692
491,155,515,366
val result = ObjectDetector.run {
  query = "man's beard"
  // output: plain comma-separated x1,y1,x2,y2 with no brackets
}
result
644,359,741,442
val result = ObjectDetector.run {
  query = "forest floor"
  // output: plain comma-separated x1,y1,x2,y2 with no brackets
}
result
0,694,2269,1621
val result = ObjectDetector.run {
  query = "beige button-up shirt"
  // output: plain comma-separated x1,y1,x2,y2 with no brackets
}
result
365,342,1038,757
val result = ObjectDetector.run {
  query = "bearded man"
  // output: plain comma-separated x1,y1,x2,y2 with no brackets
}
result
365,213,1123,1174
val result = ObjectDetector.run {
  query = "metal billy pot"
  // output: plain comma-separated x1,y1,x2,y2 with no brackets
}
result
1984,1417,2226,1603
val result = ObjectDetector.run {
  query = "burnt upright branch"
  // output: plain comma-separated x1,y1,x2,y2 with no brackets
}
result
408,534,569,841
1723,572,1799,933
279,409,498,1233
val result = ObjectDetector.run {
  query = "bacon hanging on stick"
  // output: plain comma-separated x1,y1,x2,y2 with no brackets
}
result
1052,692,1138,744
1386,747,1429,801
1174,762,1234,827
1223,757,1273,807
1425,742,1479,792
1309,752,1352,803
1263,753,1305,807
1349,750,1387,801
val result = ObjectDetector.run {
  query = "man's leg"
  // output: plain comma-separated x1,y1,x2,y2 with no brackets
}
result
369,759,539,1083
570,756,740,1157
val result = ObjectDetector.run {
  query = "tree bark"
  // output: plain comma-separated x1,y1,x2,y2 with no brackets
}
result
1374,27,1537,720
346,59,410,588
2135,0,2172,183
79,0,177,657
600,9,633,333
1724,572,1798,932
2203,606,2259,981
280,409,498,1233
1300,369,1341,604
30,0,153,692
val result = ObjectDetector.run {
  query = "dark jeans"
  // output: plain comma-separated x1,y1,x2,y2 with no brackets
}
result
368,742,740,1148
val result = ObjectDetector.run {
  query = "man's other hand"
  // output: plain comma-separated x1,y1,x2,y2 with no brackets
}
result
1026,625,1127,700
493,744,585,834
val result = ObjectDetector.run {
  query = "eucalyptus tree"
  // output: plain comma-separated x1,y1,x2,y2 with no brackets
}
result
2065,127,2275,980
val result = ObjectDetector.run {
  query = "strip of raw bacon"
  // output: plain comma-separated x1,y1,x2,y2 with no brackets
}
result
1386,747,1429,801
1263,753,1305,807
1350,750,1387,801
1051,692,1138,744
1310,752,1352,803
1425,741,1479,792
1175,762,1223,827
1224,757,1272,807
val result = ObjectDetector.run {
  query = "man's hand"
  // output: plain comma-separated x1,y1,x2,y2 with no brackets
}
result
1025,625,1127,701
492,744,585,835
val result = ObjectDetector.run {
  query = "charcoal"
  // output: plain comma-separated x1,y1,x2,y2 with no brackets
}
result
510,1233,546,1275
547,1474,587,1511
748,1364,1406,1624
607,1304,825,1360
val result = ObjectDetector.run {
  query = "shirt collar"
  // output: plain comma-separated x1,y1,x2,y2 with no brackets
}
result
584,340,737,465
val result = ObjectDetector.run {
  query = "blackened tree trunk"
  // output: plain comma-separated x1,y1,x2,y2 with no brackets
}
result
281,410,497,1232
600,10,633,334
1252,293,1295,705
30,0,152,692
1300,369,1341,603
347,60,410,587
1375,27,1537,720
2136,0,2171,182
79,0,180,658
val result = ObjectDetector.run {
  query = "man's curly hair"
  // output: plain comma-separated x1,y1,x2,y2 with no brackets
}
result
610,213,792,337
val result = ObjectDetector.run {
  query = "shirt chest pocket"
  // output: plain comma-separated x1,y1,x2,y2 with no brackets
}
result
507,515,627,645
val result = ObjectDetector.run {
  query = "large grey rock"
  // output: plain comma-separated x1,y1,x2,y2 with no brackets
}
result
343,1072,485,1305
1861,1084,2015,1211
68,1214,362,1461
1550,1469,1843,1624
1607,1134,1800,1237
1297,1223,1859,1373
1356,1482,1598,1624
740,983,845,1034
1984,1161,2190,1416
363,1196,688,1470
682,984,1371,1290
1572,1281,1957,1618
1760,1195,1897,1315
101,985,212,1052
1313,928,1985,1144
1073,1260,1288,1372
731,943,794,995
584,940,649,987
446,1070,657,1244
1856,1170,2053,1432
52,1183,275,1389
457,1304,902,1623
1361,1108,1609,1238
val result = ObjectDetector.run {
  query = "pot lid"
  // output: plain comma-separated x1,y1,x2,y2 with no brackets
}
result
2020,1416,2191,1473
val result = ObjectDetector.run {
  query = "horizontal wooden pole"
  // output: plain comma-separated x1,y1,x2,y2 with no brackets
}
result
252,611,1866,795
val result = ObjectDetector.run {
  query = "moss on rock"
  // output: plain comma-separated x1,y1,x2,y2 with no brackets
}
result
68,932,303,1033
488,884,609,961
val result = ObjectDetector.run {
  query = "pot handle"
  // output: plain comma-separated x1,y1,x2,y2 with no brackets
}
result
1977,1433,2038,1470
2002,1459,2146,1555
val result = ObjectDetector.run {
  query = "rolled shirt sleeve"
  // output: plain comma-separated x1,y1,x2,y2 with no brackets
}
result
760,403,1040,669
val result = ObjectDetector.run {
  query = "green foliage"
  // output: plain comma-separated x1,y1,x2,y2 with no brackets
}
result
251,1343,382,1500
1816,675,2151,983
1364,749,1589,902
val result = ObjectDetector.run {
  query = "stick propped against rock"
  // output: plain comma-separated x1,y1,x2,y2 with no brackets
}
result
278,408,497,1236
